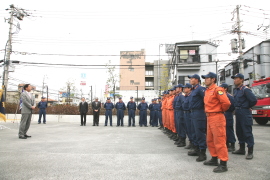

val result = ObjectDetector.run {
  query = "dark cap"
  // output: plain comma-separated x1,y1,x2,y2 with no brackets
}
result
41,97,46,99
130,96,133,99
119,97,122,99
153,98,157,101
201,72,217,79
142,97,145,100
158,97,161,99
188,74,200,80
219,83,229,89
183,83,192,88
231,73,244,79
107,97,110,100
176,84,183,88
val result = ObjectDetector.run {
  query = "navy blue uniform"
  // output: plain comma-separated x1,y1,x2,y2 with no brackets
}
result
104,102,114,126
175,92,186,138
38,101,47,123
149,103,154,126
127,101,136,126
183,92,194,144
157,101,163,126
233,85,257,148
225,93,236,144
189,84,207,150
137,102,148,126
152,103,161,127
115,102,126,126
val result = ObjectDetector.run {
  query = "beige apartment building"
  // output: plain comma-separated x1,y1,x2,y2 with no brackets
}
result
120,49,146,90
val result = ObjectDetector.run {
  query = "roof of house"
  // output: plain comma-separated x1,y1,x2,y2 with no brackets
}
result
175,40,218,47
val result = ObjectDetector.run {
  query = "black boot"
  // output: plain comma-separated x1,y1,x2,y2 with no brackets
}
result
204,156,219,166
228,143,235,152
246,146,253,160
174,139,181,145
196,149,207,162
188,145,199,156
226,142,230,151
232,143,245,155
185,141,192,149
213,160,228,173
177,138,186,147
172,135,179,141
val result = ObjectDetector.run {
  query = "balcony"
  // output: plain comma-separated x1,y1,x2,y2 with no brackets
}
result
177,62,201,70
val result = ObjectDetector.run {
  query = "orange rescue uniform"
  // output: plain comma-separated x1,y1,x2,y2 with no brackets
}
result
204,83,231,161
161,96,168,128
167,95,176,133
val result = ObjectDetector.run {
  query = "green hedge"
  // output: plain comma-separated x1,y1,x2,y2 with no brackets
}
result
5,103,143,115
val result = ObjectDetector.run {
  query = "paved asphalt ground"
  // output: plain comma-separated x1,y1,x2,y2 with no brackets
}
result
1,116,270,180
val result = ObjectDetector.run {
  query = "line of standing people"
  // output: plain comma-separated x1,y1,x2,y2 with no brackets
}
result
160,72,257,173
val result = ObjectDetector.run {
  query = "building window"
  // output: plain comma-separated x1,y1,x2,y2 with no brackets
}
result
225,69,231,77
35,94,38,98
128,66,134,71
130,80,134,85
249,72,253,79
243,59,248,68
145,81,154,87
178,76,185,84
232,62,239,75
208,55,212,62
145,71,153,75
257,55,261,64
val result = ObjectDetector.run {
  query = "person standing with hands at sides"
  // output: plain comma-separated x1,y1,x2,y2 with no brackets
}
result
231,73,257,160
115,97,126,127
127,96,136,127
148,99,155,126
104,97,114,126
157,97,163,129
79,97,88,126
91,97,101,126
182,83,194,149
18,84,36,139
202,72,231,173
151,99,160,127
187,74,207,162
137,97,148,127
38,97,47,124
219,83,236,152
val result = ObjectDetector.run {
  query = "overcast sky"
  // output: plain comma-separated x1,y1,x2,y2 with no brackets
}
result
0,0,269,100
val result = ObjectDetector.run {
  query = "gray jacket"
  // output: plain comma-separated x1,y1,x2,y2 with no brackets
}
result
21,91,36,114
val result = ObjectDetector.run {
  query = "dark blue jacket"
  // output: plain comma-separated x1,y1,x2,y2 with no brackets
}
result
226,93,235,112
189,84,206,110
183,93,191,111
174,92,185,110
149,103,154,111
127,101,136,110
104,102,114,110
115,102,126,110
233,85,257,108
137,102,148,111
152,103,161,111
38,101,47,109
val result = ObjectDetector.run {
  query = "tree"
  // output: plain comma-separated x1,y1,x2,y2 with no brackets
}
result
105,60,121,103
160,64,171,91
60,80,77,105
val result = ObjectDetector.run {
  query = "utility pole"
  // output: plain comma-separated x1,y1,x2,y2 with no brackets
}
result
236,5,244,74
2,5,14,98
90,86,92,103
3,5,28,98
42,75,45,97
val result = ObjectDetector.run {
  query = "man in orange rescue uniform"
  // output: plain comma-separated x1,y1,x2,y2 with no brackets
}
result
202,72,231,173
